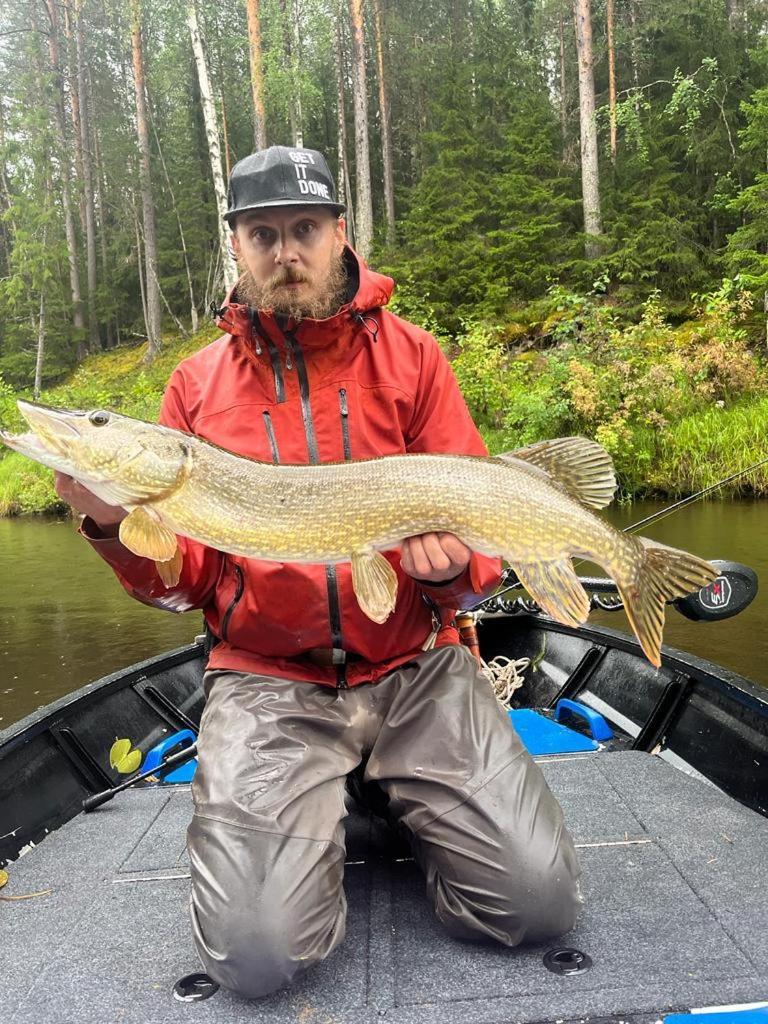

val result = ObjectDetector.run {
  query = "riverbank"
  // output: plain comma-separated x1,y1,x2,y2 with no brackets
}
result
2,282,768,515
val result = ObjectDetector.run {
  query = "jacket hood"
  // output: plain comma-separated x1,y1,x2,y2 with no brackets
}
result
214,245,394,348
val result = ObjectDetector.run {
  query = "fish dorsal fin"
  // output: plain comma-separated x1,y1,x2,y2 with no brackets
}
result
496,437,617,509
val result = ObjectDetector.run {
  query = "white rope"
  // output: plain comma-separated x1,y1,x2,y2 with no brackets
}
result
480,654,530,708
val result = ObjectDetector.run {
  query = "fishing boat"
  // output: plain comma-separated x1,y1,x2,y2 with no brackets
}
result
1,568,767,1024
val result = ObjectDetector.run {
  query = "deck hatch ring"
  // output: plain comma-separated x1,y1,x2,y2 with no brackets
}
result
543,947,593,975
173,972,220,1002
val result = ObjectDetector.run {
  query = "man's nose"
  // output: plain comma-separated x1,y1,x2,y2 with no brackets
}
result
274,233,299,264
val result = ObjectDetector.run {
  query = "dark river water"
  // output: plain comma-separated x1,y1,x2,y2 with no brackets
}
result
1,499,766,729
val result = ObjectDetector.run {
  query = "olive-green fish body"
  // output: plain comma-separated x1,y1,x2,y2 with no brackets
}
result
0,402,718,667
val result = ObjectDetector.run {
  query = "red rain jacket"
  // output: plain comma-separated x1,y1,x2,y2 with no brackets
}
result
83,247,501,687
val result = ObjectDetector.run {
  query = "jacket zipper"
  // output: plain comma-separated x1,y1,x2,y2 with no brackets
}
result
283,329,349,688
221,563,244,642
338,388,351,460
263,410,280,463
251,311,286,404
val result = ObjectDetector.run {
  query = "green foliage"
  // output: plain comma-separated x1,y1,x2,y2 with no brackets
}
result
381,73,579,329
450,281,766,498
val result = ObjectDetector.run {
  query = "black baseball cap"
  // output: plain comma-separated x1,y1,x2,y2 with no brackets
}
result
224,145,345,225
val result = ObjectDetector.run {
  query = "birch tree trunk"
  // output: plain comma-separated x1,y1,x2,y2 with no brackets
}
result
187,0,237,293
629,1,641,114
75,0,100,351
573,0,602,257
279,0,303,146
89,73,115,348
349,0,373,259
559,9,567,149
372,0,395,247
245,0,267,149
132,198,149,340
62,1,86,238
130,0,162,361
333,12,355,247
43,0,86,355
606,0,617,165
220,88,232,180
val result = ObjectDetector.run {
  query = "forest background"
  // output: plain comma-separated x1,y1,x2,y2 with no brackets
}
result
1,0,768,514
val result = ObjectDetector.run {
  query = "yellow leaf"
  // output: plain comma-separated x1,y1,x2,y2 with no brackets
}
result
109,738,131,769
115,748,142,775
0,869,8,889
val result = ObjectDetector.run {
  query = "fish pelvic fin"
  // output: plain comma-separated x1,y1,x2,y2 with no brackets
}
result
155,546,183,588
510,558,590,628
497,437,617,509
351,551,398,624
119,506,178,562
615,537,719,668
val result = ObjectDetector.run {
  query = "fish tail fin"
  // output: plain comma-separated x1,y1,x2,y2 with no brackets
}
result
615,537,718,668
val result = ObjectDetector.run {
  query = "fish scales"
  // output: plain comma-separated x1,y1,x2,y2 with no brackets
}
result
0,402,718,667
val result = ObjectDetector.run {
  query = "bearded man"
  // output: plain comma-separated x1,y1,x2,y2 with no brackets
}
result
56,146,580,1000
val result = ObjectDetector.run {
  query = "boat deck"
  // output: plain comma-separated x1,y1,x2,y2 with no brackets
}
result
2,749,767,1024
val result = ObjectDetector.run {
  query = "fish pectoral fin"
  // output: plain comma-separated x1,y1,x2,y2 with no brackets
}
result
351,551,398,624
119,507,178,562
155,546,183,588
510,558,590,628
496,437,617,509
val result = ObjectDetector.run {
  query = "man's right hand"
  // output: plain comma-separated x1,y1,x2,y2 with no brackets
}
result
54,472,127,538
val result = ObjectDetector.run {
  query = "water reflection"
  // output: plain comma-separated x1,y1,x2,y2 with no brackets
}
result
0,499,766,731
0,517,197,728
595,498,767,688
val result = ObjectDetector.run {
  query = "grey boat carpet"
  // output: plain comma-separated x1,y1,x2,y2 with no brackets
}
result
2,750,767,1024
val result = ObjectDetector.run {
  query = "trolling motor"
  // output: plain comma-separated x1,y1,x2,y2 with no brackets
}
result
482,559,758,621
673,560,758,621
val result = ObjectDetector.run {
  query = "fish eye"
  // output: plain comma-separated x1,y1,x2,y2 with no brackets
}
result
89,410,110,426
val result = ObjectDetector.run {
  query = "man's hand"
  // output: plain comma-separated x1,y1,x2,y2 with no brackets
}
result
54,472,127,538
400,532,471,584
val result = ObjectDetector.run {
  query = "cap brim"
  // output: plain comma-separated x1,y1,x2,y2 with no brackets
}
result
224,199,346,224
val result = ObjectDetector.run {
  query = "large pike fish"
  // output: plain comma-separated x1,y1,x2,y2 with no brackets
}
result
0,401,717,667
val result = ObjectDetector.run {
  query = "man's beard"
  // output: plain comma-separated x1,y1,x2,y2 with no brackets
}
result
236,248,348,321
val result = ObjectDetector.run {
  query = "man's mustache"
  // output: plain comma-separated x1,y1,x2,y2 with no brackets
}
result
267,268,311,288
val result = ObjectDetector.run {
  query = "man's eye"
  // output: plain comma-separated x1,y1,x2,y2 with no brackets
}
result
251,229,273,242
297,222,315,236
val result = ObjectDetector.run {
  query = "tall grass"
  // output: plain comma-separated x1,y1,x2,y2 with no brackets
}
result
650,398,768,497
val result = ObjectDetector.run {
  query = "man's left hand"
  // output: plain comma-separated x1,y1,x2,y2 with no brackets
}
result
400,532,471,584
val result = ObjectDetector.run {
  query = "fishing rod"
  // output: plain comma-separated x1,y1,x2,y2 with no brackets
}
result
82,740,198,812
473,450,768,610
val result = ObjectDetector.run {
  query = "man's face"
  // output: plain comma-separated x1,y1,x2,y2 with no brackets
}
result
231,206,347,320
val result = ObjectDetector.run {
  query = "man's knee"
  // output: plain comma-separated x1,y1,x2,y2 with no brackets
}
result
433,849,582,946
187,817,346,998
190,887,347,999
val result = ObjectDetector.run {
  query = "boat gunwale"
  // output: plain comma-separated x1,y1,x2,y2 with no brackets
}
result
0,640,205,755
2,618,766,760
480,611,768,714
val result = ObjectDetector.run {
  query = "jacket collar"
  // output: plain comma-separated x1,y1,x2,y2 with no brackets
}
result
214,245,393,352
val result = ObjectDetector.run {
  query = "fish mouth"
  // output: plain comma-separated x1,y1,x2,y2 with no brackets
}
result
16,401,85,457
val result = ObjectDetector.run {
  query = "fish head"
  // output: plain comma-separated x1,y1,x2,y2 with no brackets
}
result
1,402,191,507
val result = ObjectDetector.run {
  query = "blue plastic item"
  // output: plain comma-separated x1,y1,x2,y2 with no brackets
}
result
508,708,599,755
141,729,198,783
554,698,614,741
664,1008,768,1024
